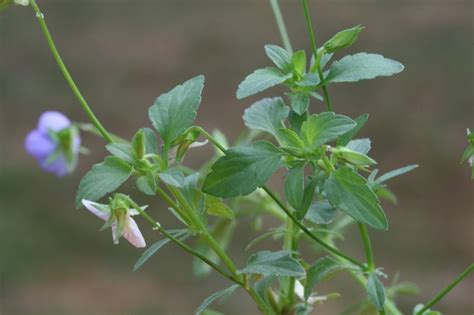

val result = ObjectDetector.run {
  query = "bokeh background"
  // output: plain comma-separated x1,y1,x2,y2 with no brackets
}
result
1,0,473,314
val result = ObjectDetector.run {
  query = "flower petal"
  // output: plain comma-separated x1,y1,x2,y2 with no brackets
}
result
123,217,146,248
38,155,69,177
38,111,71,134
24,130,56,160
128,205,148,216
82,199,110,221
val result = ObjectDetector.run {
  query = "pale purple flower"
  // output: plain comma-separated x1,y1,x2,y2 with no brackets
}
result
82,199,146,248
25,111,80,177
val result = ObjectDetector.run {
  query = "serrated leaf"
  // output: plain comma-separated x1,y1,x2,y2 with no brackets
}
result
106,143,134,163
243,97,289,139
367,273,386,311
195,284,239,315
133,229,188,272
237,67,292,99
265,44,292,72
159,167,186,187
75,157,133,208
304,256,352,302
325,166,388,230
289,92,310,115
375,164,418,185
148,75,204,145
237,250,305,277
284,163,305,210
346,138,371,154
337,114,369,146
301,112,356,147
205,195,234,219
325,53,404,84
305,201,337,224
203,141,283,198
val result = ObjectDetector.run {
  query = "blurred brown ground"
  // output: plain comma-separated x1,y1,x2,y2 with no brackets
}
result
0,0,473,314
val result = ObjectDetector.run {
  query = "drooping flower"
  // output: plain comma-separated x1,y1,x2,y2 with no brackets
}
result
25,111,81,177
82,199,146,248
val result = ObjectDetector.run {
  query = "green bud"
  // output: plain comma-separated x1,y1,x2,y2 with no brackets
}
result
323,25,364,53
291,50,306,76
332,146,376,167
132,129,146,160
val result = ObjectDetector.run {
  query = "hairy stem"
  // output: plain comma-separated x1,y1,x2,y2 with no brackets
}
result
300,0,333,112
29,0,114,143
269,0,293,53
416,264,474,314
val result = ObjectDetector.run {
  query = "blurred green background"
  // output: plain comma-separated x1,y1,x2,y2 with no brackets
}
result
1,0,473,314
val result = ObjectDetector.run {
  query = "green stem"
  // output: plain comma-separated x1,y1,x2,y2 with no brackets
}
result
416,264,474,315
300,0,333,112
263,186,364,269
283,219,297,309
29,0,114,143
269,0,293,53
358,223,375,272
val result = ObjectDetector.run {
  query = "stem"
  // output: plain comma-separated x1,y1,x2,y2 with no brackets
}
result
263,186,364,269
284,219,297,308
269,0,293,53
300,0,333,112
358,223,375,272
416,264,474,315
29,0,114,143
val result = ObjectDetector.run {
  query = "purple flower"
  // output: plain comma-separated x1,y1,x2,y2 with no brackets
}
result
82,199,146,248
25,111,80,177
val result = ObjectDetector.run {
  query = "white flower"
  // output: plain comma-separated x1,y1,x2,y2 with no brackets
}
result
82,199,146,248
294,280,328,305
14,0,29,6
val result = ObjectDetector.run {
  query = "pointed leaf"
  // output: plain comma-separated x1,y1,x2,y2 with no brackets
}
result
337,114,369,146
205,195,234,219
367,273,386,311
375,164,418,185
195,284,239,315
148,75,204,145
289,92,310,115
305,201,337,225
265,44,292,72
284,163,305,210
324,166,388,230
237,68,292,99
325,53,404,84
346,138,371,154
106,143,134,163
237,250,305,277
301,112,356,147
243,97,289,138
203,141,283,198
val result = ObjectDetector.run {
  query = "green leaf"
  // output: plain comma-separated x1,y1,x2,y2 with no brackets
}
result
289,92,310,115
284,163,305,210
325,53,404,84
292,50,306,75
75,157,133,208
195,284,239,315
106,143,134,163
375,164,418,185
278,128,305,149
310,52,334,71
346,138,371,154
324,166,388,230
297,176,318,220
237,250,305,277
159,167,186,187
253,275,276,306
323,25,364,53
148,75,204,145
133,229,188,271
136,172,158,195
337,114,369,146
301,112,356,147
141,127,159,155
288,111,307,134
205,195,234,219
237,68,292,99
243,97,289,139
367,273,386,311
296,73,321,87
265,44,292,72
203,141,283,198
332,146,377,167
305,201,337,225
304,256,352,302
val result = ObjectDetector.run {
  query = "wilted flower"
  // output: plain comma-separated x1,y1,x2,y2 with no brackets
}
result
82,199,146,248
25,111,81,177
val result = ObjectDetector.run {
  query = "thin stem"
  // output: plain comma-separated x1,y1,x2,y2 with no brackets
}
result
358,223,375,272
269,0,293,53
416,264,474,315
29,0,114,143
262,186,364,269
284,219,297,308
300,0,333,112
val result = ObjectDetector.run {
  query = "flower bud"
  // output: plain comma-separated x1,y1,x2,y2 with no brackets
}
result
132,129,146,160
331,146,376,167
323,25,364,53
